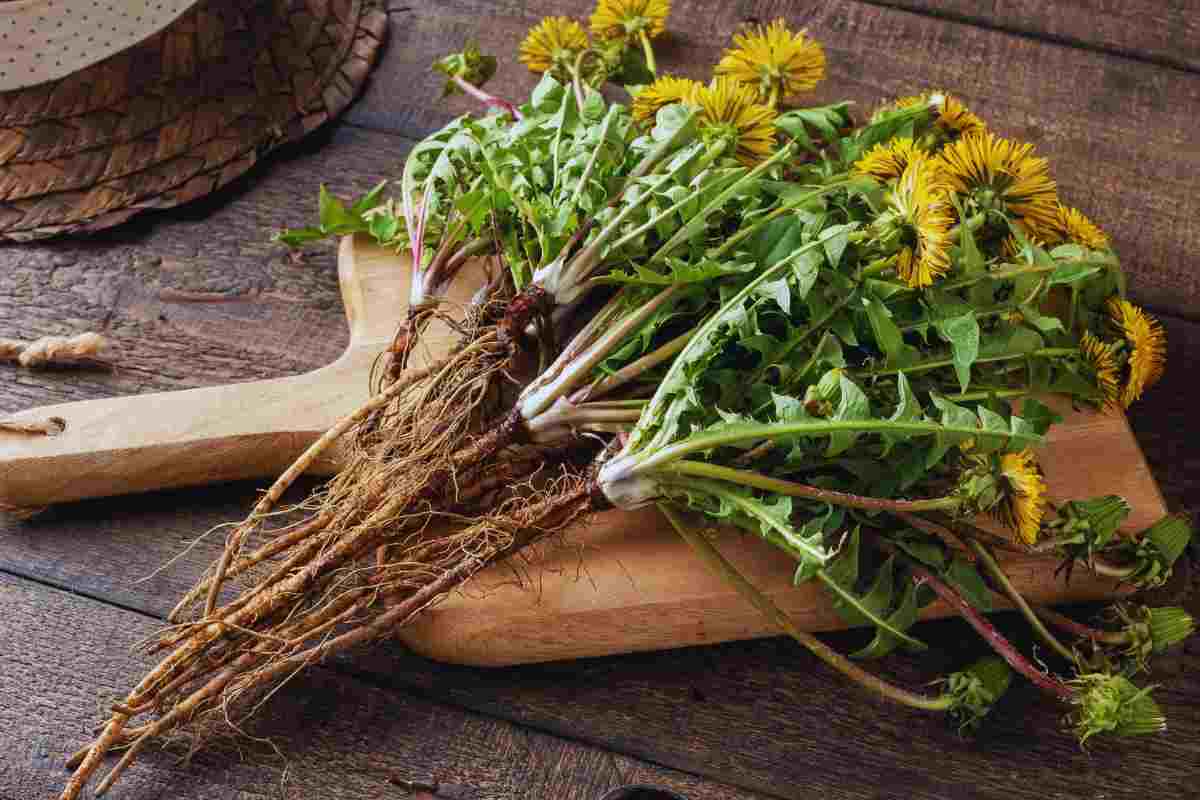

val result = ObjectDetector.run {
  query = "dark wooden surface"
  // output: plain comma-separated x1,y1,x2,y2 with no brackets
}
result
1,2,1198,799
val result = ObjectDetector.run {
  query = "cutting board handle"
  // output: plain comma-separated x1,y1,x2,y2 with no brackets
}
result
0,236,406,507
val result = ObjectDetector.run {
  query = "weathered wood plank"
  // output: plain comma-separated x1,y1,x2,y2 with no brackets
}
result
0,127,407,416
0,572,769,800
351,0,1200,319
871,1,1200,72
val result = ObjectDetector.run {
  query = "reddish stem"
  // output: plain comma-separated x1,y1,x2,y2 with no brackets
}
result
911,566,1074,701
1034,606,1128,645
452,75,523,120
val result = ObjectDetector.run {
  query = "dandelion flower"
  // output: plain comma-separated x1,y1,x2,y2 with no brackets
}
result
937,131,1060,242
1107,298,1166,408
691,76,777,166
632,74,700,125
590,0,671,42
519,17,589,75
854,137,922,181
1080,331,1121,409
1057,203,1110,250
887,153,955,287
997,449,1048,545
715,19,825,105
877,91,985,136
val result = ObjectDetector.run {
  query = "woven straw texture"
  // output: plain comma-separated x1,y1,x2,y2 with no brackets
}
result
0,0,388,241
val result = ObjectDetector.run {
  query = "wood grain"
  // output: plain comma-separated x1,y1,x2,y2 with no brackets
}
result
870,1,1200,72
0,571,768,800
353,0,1200,321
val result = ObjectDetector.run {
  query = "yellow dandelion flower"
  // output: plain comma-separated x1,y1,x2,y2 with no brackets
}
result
853,137,922,181
1080,331,1121,409
632,74,700,125
997,449,1048,545
519,17,589,75
590,0,670,42
1107,298,1167,408
888,153,955,288
691,76,777,166
1057,203,1110,250
714,19,825,105
878,91,985,136
937,131,1060,242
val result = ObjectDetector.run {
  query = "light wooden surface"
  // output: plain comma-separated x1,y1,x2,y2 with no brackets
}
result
399,400,1165,666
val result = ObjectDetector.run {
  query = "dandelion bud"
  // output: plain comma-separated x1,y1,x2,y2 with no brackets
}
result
1147,607,1195,653
1123,514,1192,589
1071,673,1166,743
944,656,1013,732
432,41,498,96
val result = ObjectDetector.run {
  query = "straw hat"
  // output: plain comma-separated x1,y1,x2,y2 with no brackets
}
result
0,0,388,240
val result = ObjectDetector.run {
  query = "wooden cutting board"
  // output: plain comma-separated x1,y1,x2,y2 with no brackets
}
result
0,236,1164,666
330,241,1163,666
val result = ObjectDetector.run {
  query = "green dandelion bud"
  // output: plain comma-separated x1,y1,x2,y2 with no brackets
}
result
943,656,1013,732
1048,495,1130,560
1070,673,1166,743
433,41,498,97
1147,606,1195,653
1123,514,1193,589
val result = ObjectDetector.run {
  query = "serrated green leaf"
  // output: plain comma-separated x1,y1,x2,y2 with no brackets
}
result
820,222,856,269
881,372,922,457
943,558,992,612
827,375,870,456
318,185,356,231
853,581,926,659
864,296,914,368
926,392,979,467
936,312,980,392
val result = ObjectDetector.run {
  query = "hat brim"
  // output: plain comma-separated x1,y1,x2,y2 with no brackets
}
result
0,0,388,241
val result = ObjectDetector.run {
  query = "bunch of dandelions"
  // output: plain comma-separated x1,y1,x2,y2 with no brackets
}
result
516,2,672,106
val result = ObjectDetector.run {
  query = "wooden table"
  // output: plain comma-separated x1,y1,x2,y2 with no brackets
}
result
2,2,1198,798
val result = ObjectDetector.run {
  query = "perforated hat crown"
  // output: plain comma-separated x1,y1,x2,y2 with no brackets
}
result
0,0,387,240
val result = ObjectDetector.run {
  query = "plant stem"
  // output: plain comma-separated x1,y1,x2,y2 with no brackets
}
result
639,29,657,75
768,293,859,387
935,263,1056,292
911,565,1074,700
966,539,1078,663
451,75,522,120
1033,606,1130,645
664,460,963,513
859,256,896,278
520,283,682,418
707,177,852,261
570,51,588,112
575,328,694,402
648,141,795,264
1090,557,1136,579
922,511,1030,554
855,347,1079,379
767,83,780,109
948,387,1032,403
627,417,1041,475
569,104,620,209
660,504,954,712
